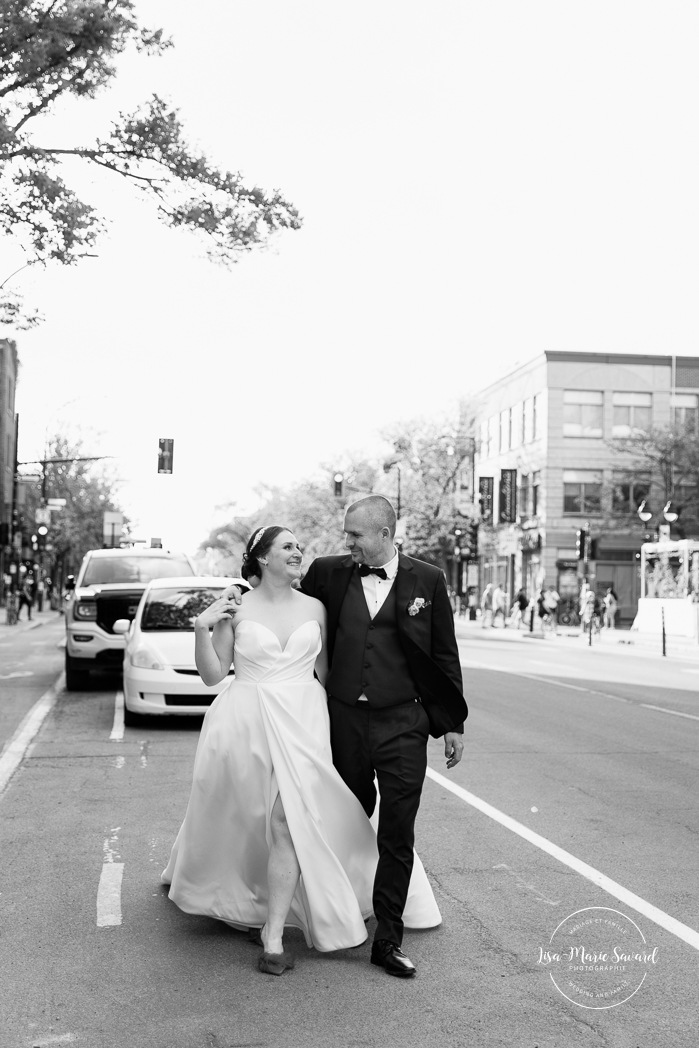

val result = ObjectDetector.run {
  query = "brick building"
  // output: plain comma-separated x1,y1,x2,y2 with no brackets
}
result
472,351,699,624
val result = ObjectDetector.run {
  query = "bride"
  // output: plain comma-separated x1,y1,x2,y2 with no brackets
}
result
161,524,440,975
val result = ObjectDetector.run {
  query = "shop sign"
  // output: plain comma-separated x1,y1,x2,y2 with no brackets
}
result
479,477,494,525
499,469,517,523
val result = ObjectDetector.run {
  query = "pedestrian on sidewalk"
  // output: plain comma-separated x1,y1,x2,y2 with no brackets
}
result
541,585,560,629
480,583,493,628
580,586,598,634
492,584,507,628
510,588,528,629
603,587,618,629
17,575,35,621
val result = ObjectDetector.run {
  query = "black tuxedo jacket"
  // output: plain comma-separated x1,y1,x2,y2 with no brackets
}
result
301,552,468,738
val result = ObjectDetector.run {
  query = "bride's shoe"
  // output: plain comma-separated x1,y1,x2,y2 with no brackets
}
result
258,950,295,976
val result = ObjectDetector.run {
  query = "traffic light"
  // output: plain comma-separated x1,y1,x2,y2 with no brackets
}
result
158,438,174,474
576,529,587,560
36,524,48,551
333,472,344,498
462,520,479,558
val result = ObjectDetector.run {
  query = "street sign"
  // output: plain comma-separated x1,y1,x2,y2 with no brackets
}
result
47,498,67,507
35,507,51,525
103,511,124,547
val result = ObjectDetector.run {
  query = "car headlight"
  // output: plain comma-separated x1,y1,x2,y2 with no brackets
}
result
73,601,97,621
130,646,164,671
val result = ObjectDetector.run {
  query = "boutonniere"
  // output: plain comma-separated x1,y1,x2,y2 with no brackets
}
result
407,597,432,616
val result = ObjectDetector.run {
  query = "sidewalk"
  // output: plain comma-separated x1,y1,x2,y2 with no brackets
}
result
0,606,63,638
454,614,699,662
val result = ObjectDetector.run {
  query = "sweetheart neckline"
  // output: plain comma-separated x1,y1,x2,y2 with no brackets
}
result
235,618,320,654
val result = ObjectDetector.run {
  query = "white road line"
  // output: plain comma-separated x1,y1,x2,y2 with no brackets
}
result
110,690,124,741
639,703,699,722
96,862,124,927
426,767,699,952
0,673,63,797
31,1035,77,1046
460,657,699,718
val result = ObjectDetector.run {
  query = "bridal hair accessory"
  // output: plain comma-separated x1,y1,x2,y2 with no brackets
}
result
249,527,267,553
407,597,431,616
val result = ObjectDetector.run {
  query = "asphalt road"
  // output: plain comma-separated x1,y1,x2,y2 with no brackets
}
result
1,615,698,1048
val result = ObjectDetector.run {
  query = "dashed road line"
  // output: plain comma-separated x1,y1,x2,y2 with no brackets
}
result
96,862,124,927
97,826,124,927
426,766,699,952
459,655,699,720
110,690,124,741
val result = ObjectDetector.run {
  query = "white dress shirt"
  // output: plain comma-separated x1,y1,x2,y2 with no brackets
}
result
360,546,400,618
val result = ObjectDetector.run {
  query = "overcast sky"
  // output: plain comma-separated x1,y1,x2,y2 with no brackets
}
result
7,1,699,553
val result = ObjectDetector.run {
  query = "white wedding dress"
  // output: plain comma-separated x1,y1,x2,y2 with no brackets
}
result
161,618,441,951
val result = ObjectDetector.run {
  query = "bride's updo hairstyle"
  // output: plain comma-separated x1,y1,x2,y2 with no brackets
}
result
241,524,289,582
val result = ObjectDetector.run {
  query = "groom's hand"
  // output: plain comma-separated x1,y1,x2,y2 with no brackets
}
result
220,584,245,604
443,731,464,769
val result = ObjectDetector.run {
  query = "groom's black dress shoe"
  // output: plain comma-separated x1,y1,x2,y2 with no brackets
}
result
370,939,417,978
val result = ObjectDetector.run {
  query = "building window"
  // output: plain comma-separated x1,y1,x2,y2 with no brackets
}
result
563,470,602,514
519,474,531,518
612,392,652,438
677,481,699,516
563,390,603,438
532,393,539,439
488,415,498,457
673,393,699,432
523,398,534,442
612,473,650,515
532,471,540,515
500,409,509,453
510,402,522,449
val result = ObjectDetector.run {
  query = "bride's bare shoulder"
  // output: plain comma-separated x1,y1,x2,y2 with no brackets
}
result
293,590,325,617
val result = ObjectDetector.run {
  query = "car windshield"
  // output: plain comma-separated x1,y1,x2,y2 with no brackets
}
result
140,587,225,631
82,556,193,586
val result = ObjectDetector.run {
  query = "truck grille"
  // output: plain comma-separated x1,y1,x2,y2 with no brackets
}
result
96,593,143,634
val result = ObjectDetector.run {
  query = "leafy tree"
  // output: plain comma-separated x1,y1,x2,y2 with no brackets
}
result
611,424,699,538
199,414,479,582
18,433,128,583
0,0,302,325
379,407,477,573
199,475,359,575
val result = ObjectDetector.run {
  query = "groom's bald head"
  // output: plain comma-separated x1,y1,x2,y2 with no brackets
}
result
345,495,397,539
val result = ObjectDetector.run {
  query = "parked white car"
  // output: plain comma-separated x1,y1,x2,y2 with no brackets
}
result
114,575,249,725
64,546,197,690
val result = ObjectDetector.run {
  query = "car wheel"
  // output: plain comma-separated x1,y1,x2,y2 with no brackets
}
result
123,703,140,727
65,653,89,690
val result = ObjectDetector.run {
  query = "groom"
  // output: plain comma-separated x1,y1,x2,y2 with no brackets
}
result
301,495,467,978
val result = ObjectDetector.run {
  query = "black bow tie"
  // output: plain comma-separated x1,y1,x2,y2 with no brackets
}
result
359,564,388,580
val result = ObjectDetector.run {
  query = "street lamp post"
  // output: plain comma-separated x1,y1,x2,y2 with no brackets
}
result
382,459,402,520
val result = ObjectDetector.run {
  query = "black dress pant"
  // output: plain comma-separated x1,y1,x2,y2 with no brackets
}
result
328,697,430,946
